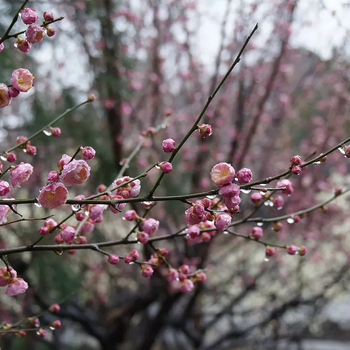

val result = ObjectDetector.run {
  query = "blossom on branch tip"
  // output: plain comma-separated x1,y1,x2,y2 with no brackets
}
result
124,210,137,221
290,155,302,166
299,246,308,256
265,247,276,257
6,153,16,162
51,127,61,137
26,145,37,156
37,182,68,209
49,303,60,313
49,320,61,330
287,245,298,255
26,25,45,44
11,68,34,92
10,162,33,187
251,226,263,240
0,267,28,296
82,146,96,160
0,84,11,109
46,27,56,37
197,124,213,138
21,8,38,24
210,162,235,187
141,265,154,278
61,160,91,187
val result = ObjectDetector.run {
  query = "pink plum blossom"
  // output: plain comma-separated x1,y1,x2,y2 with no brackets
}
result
124,210,137,221
277,179,294,195
10,162,33,187
61,160,91,187
197,124,213,138
57,154,72,171
6,153,16,162
16,38,31,53
6,278,28,296
236,168,253,184
162,138,176,153
43,11,55,21
8,87,20,98
61,226,76,243
0,201,13,224
266,247,276,257
142,218,159,235
179,279,194,293
219,183,240,197
89,204,107,222
0,180,10,196
287,245,298,255
21,8,38,24
37,182,68,209
214,213,232,231
0,84,11,109
141,265,154,278
108,255,120,264
251,227,263,240
210,162,235,187
47,171,59,182
160,161,173,173
114,176,141,198
26,25,45,44
188,225,200,239
137,232,149,244
82,146,96,160
11,68,34,92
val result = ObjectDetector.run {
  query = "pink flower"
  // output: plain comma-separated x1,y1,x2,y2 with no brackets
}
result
6,278,28,296
236,168,252,184
10,162,33,187
287,245,299,255
37,182,68,209
0,40,3,53
265,247,276,257
114,176,141,198
141,265,154,278
166,268,179,282
219,183,240,197
214,213,232,231
124,210,137,221
292,166,302,175
21,8,38,24
197,124,213,138
57,154,71,171
16,38,31,53
0,267,17,286
251,226,263,240
61,160,91,187
162,138,176,153
290,155,302,166
188,225,200,239
89,204,107,222
49,303,60,313
61,226,76,243
26,25,45,44
51,127,61,137
185,204,207,225
299,246,308,256
137,231,149,244
11,68,34,92
0,84,11,109
223,195,241,210
8,87,20,98
273,195,284,210
0,201,13,224
129,249,139,260
277,179,294,195
160,161,173,173
49,320,61,330
142,218,159,235
210,162,235,187
0,180,10,196
44,218,58,230
43,11,55,22
47,171,59,182
46,27,56,37
82,146,96,160
6,153,16,162
250,192,262,204
179,279,194,293
108,255,120,264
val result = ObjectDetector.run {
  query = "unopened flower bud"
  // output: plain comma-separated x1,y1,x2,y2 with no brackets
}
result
265,246,276,257
124,255,132,264
6,153,16,162
236,168,253,184
50,127,61,137
108,255,120,264
49,303,60,313
292,166,302,175
26,145,37,156
299,246,307,256
82,146,96,160
43,11,55,22
290,155,302,166
162,138,176,153
9,87,20,98
49,320,61,330
287,244,298,255
160,161,173,173
197,124,213,138
21,8,38,25
251,226,263,240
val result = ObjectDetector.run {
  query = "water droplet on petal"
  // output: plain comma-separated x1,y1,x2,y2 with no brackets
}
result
264,257,270,262
259,190,266,195
260,183,267,187
129,261,135,265
277,206,283,210
161,123,167,129
155,165,160,169
49,326,55,331
35,202,42,208
295,251,299,255
312,161,321,165
54,249,63,256
14,43,18,48
257,222,263,227
23,149,27,153
122,217,126,221
338,147,345,154
137,242,141,244
223,231,229,235
234,177,238,181
241,189,251,194
43,129,52,136
287,217,295,224
84,211,89,216
0,156,6,161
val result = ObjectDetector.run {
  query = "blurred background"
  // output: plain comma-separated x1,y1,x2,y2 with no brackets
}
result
1,0,350,349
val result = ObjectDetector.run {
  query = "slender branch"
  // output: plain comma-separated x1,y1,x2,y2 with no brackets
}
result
147,23,259,197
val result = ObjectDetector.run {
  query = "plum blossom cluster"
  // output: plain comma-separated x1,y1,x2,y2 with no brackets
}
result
0,68,35,109
15,9,57,54
0,266,28,296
